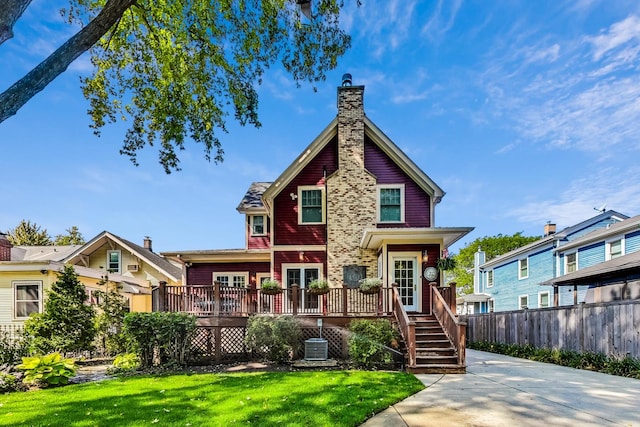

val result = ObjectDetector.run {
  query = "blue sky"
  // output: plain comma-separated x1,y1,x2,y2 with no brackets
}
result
2,0,640,254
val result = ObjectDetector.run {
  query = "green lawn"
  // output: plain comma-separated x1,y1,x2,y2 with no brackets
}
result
0,370,424,426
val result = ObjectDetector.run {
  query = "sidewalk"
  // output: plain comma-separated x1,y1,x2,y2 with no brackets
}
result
361,349,640,427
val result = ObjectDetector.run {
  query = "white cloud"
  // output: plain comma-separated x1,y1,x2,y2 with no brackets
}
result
587,15,640,61
506,166,640,228
421,0,463,40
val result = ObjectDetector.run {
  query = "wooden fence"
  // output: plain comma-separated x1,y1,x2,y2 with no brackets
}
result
462,299,640,358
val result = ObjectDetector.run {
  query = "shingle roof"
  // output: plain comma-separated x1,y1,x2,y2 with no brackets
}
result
539,250,640,286
236,182,272,212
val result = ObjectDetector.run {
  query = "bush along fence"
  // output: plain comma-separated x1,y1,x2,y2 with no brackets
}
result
462,299,640,358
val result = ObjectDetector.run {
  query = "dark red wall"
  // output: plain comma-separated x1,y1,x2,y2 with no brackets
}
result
273,250,327,283
187,262,270,287
273,137,338,245
246,216,271,249
364,137,431,228
387,244,439,313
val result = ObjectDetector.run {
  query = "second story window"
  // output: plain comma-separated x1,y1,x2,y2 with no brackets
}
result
608,239,622,260
250,215,266,236
299,187,325,224
108,250,121,274
377,185,404,223
566,253,577,273
518,257,528,279
487,270,494,288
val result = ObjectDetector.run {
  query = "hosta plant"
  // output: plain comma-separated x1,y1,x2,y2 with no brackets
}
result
16,353,76,387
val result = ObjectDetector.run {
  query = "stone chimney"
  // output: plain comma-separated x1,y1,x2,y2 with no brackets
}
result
326,76,378,285
144,236,152,252
0,232,12,261
544,222,556,237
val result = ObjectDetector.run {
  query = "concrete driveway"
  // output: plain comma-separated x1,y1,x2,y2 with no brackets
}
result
362,349,640,426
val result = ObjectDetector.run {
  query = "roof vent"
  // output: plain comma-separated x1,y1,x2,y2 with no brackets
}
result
341,73,352,86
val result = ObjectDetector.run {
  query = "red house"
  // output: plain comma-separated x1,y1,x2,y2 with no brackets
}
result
161,77,473,372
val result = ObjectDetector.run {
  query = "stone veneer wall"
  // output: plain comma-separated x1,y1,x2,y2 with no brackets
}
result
326,86,378,286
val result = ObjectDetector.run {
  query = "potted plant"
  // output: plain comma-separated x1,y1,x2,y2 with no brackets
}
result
359,277,383,295
308,279,330,295
436,256,456,271
260,279,282,295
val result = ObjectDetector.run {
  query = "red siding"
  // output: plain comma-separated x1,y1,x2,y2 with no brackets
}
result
364,137,431,227
274,137,338,245
273,251,327,283
388,244,439,313
187,262,270,287
246,216,271,249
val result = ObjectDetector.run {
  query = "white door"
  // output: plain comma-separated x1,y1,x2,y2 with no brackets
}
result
392,256,418,312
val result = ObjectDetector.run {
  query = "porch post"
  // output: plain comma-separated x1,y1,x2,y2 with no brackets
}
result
342,284,348,316
291,283,299,315
449,282,457,313
214,280,221,317
157,281,166,312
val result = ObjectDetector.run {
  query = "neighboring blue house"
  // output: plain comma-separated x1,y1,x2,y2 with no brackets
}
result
461,210,640,313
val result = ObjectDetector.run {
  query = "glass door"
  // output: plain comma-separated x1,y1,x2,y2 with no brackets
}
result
393,257,418,311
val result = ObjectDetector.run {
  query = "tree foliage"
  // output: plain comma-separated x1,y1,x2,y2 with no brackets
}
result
0,0,353,173
7,220,52,246
54,226,86,245
23,265,96,354
93,277,129,355
452,232,541,294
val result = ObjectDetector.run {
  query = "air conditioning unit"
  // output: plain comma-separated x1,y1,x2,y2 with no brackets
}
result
127,264,139,272
304,338,328,361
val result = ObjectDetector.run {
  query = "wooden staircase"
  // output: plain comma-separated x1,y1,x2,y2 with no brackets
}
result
408,314,465,374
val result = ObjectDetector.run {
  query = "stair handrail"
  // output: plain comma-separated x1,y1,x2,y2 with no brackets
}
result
391,283,416,367
431,285,466,367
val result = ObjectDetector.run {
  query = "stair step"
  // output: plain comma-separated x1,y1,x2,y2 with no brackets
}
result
408,364,466,374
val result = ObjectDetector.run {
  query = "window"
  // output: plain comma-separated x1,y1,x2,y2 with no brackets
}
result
539,292,550,308
250,215,266,236
566,253,577,274
488,298,495,313
377,185,404,223
518,258,528,279
215,273,247,288
487,270,494,288
13,281,41,318
107,250,121,273
283,264,323,311
607,239,623,260
298,187,325,224
519,295,529,309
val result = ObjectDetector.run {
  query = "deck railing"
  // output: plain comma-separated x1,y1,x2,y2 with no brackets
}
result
391,284,415,367
153,282,393,317
431,285,466,366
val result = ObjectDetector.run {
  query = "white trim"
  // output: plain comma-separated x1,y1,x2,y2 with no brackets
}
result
250,215,267,237
518,294,529,309
298,186,326,225
107,249,122,274
213,272,249,288
487,270,494,288
256,273,271,288
488,298,495,313
518,257,529,280
565,252,577,274
606,238,624,261
281,263,324,287
376,184,405,223
538,291,550,308
389,252,420,312
13,280,42,320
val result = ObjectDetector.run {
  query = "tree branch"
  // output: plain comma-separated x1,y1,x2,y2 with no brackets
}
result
0,0,32,46
0,0,135,124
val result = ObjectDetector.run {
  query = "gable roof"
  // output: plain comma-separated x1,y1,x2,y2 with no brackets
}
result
11,245,81,262
262,116,445,208
64,231,181,282
554,214,640,252
237,182,272,213
539,250,640,287
481,210,629,269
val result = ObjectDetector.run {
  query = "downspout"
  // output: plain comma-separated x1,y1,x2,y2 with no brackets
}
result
324,166,328,280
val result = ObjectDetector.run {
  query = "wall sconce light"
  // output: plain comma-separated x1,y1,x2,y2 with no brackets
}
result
185,262,192,268
422,250,429,263
299,251,305,262
290,192,298,200
40,269,47,275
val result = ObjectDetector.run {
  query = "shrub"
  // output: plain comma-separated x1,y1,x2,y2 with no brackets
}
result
0,330,29,365
0,372,24,393
16,353,76,387
107,353,141,375
94,279,130,356
122,312,196,368
245,316,301,363
348,319,397,368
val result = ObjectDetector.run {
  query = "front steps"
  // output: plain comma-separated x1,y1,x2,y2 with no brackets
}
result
407,315,465,374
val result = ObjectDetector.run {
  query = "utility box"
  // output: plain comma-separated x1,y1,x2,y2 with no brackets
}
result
304,338,328,360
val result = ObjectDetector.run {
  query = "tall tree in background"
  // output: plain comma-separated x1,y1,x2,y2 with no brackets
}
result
23,265,96,354
7,219,52,246
54,226,86,245
0,0,354,173
453,232,541,294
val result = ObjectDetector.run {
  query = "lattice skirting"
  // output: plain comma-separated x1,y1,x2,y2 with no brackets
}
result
188,326,348,364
